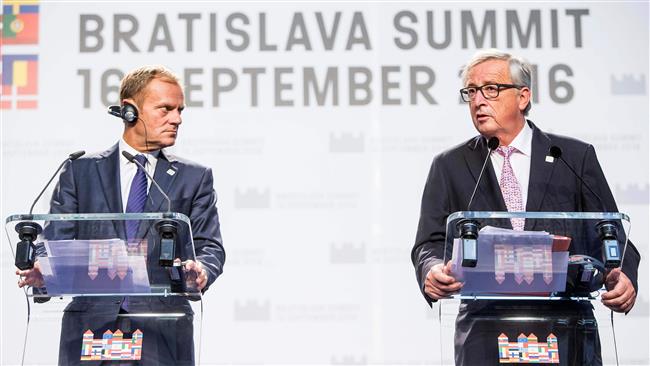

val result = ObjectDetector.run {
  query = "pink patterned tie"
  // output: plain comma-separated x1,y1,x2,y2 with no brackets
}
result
496,146,525,230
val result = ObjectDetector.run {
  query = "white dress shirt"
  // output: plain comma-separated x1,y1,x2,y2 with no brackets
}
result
490,122,533,209
119,138,160,212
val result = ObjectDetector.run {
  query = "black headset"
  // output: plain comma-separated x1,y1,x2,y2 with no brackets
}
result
107,102,138,123
564,254,606,296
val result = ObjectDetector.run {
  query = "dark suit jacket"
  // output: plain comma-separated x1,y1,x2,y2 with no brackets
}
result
411,121,640,304
40,143,225,365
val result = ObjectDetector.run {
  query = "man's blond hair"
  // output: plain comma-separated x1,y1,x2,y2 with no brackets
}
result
119,65,181,106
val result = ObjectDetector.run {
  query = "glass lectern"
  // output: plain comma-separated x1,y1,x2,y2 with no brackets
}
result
432,211,632,366
6,212,203,365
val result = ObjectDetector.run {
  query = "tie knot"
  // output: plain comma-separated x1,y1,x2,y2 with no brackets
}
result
496,146,518,159
134,154,148,166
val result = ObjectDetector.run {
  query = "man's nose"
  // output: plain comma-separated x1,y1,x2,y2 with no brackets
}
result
470,90,488,106
170,111,182,125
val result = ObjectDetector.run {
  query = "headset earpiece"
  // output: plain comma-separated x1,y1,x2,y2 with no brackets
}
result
121,102,138,123
107,102,138,123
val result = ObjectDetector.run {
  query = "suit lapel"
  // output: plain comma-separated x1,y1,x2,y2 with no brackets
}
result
95,144,126,239
525,122,556,212
463,136,508,212
525,121,557,230
136,151,180,239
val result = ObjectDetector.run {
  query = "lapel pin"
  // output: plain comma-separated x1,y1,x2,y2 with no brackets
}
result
166,169,176,176
545,155,554,163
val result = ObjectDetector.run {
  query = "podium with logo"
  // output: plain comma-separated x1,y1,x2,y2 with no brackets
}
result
433,211,632,366
6,212,203,365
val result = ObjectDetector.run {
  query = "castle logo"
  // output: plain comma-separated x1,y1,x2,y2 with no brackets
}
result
498,333,559,363
329,132,365,153
234,188,271,209
234,299,271,321
329,242,366,264
80,329,143,361
610,74,646,95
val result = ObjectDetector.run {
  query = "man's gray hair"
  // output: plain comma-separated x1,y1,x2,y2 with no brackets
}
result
461,49,533,115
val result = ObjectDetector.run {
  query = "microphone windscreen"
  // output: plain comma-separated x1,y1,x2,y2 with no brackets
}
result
487,137,500,150
121,150,135,162
68,151,85,160
549,146,563,159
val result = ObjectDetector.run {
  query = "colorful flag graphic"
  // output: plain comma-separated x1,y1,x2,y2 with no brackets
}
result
1,54,38,109
1,1,39,44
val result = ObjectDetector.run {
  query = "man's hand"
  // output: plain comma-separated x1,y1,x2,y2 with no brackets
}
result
424,261,463,300
16,261,45,289
184,259,208,291
601,268,636,313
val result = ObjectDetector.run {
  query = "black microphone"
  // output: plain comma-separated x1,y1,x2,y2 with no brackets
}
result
460,136,499,267
121,151,171,213
548,145,621,268
15,150,85,270
29,150,86,215
549,146,606,211
467,136,500,210
122,150,177,267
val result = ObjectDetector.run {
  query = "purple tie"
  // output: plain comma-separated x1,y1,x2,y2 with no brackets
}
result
496,146,525,231
123,154,147,312
125,154,148,241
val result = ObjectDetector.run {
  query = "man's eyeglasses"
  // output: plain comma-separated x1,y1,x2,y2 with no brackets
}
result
459,84,524,102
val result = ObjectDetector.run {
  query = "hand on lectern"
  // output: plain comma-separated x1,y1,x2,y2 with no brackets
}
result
601,268,636,313
424,261,463,300
184,259,208,291
16,260,44,289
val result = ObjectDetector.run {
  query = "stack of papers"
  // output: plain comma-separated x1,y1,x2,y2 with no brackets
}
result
450,226,569,295
37,239,150,295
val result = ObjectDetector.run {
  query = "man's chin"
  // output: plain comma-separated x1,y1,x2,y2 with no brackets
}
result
474,122,496,137
162,139,177,148
150,139,177,150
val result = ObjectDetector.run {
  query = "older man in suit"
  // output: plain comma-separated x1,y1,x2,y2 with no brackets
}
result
412,50,640,365
17,65,225,365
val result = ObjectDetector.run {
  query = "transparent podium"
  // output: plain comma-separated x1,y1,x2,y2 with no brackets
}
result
5,212,203,366
433,211,632,366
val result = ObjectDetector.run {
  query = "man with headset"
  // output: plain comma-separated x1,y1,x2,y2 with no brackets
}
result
17,65,225,365
412,50,640,365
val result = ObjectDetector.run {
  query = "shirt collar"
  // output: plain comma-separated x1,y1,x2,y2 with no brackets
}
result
507,121,533,156
119,138,160,165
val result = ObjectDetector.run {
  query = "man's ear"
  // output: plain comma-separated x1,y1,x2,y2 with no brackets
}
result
518,87,531,112
119,99,139,124
122,98,138,109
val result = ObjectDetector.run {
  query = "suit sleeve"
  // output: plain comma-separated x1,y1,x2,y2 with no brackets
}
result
412,155,451,304
42,160,79,241
581,145,641,294
190,167,225,291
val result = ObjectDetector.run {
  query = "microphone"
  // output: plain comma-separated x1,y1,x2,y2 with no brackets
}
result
122,150,176,267
467,137,500,210
29,151,85,215
460,136,499,267
121,151,171,213
548,145,621,268
16,150,85,270
548,146,605,211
